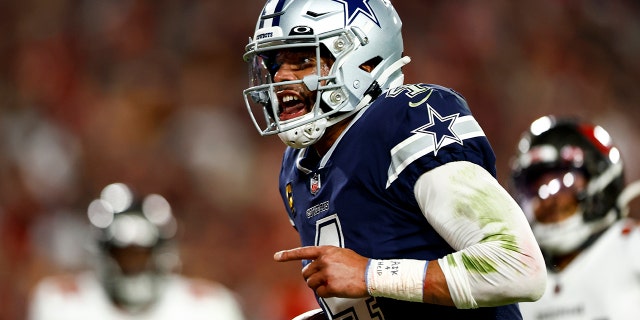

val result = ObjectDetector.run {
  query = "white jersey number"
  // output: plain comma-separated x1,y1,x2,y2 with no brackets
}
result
314,214,384,320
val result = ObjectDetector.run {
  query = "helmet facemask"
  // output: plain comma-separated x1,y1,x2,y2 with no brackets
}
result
517,168,615,256
243,30,360,148
100,245,166,313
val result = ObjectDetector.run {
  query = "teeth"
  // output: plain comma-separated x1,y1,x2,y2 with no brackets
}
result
282,95,300,103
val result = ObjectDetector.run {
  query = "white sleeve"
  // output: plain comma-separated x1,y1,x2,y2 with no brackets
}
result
27,276,80,320
414,161,546,309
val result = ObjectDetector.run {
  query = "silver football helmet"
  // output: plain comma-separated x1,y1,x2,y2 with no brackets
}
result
87,183,179,312
243,0,409,148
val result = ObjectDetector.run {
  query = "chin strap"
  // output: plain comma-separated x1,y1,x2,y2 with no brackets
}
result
326,56,412,127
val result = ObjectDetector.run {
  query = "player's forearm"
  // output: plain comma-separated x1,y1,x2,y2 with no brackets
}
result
367,250,545,308
423,260,455,306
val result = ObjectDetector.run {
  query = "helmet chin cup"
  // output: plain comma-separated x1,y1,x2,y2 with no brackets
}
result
278,117,328,148
532,211,589,255
533,208,617,256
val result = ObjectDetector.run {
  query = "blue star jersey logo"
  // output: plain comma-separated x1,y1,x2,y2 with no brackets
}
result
332,0,380,27
411,106,463,155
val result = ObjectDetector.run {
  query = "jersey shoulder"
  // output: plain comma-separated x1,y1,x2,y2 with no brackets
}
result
358,83,476,141
373,83,472,115
30,272,99,298
28,272,111,319
160,275,245,318
363,83,496,185
167,275,237,299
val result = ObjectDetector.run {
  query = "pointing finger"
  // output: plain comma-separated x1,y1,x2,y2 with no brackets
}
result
274,246,325,262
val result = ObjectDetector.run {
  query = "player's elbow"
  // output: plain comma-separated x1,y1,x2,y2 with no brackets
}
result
519,240,548,302
503,249,547,304
477,259,547,307
475,243,548,306
520,257,547,302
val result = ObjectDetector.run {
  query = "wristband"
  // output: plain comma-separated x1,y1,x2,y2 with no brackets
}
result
366,259,427,302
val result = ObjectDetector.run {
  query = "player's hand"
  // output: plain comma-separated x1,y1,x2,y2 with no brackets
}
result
274,245,369,298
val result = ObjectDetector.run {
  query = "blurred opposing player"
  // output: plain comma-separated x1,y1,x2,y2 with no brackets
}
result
28,182,246,320
241,0,546,318
510,115,640,320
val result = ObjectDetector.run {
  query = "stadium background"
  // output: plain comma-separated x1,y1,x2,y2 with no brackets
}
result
1,1,639,319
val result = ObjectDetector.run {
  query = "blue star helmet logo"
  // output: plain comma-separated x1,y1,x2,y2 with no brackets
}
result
332,0,380,27
411,106,463,155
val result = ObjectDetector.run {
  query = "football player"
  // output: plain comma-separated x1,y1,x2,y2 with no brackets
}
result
242,0,546,319
28,182,246,320
510,115,640,320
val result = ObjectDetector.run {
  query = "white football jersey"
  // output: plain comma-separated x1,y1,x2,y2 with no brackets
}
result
28,272,246,320
519,219,640,320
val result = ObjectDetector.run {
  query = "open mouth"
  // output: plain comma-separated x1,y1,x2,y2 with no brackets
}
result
278,91,307,121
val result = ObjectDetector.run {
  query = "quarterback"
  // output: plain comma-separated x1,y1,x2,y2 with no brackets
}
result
242,0,546,319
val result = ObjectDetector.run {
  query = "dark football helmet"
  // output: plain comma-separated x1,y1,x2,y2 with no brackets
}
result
87,182,178,312
509,115,625,255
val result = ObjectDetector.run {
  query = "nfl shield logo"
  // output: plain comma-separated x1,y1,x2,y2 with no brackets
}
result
310,173,321,195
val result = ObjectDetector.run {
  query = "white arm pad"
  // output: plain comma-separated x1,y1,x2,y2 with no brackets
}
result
414,161,546,308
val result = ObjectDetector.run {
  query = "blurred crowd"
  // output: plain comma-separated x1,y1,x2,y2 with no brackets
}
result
0,1,639,319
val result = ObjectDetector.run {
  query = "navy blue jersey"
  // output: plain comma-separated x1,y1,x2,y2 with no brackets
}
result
279,84,521,319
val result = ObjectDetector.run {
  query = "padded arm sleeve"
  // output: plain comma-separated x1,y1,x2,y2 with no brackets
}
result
414,161,546,309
